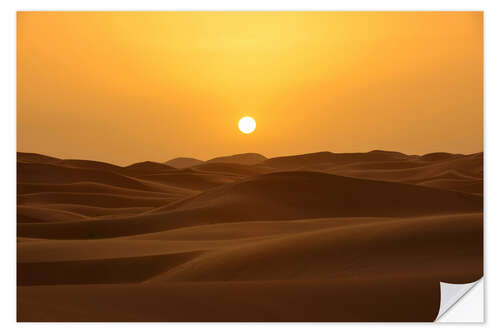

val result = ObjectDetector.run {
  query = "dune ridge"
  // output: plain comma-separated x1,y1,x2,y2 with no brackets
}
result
165,157,204,169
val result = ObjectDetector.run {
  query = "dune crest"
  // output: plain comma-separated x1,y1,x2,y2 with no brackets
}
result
206,153,267,165
165,157,204,169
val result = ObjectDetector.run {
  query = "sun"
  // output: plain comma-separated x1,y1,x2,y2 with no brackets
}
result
238,116,256,134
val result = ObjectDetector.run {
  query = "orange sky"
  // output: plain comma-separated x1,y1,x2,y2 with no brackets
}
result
17,12,483,165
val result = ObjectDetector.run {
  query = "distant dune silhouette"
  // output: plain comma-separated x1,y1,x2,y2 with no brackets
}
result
206,152,267,165
17,150,483,321
165,157,204,169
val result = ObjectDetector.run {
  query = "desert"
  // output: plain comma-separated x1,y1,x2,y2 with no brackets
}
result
17,150,483,321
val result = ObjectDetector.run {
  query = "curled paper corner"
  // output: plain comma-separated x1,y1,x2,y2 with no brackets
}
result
435,278,483,322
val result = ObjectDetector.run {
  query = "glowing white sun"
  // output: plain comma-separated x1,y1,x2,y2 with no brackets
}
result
238,116,256,134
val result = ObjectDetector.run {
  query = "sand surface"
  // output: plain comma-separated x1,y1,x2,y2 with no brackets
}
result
17,150,483,321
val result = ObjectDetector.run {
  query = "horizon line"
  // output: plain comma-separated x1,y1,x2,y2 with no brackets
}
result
16,149,484,168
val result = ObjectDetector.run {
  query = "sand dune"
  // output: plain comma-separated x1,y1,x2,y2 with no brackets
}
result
122,161,176,176
17,152,61,164
18,192,172,209
127,217,384,241
56,159,122,172
206,152,267,165
18,162,154,191
165,157,204,169
18,251,200,286
18,278,441,321
154,171,482,218
261,150,409,170
18,213,481,321
16,150,483,322
420,152,465,162
18,152,121,170
17,181,187,198
17,205,88,223
417,178,483,194
35,204,153,217
18,239,244,263
17,171,482,240
151,214,481,283
258,150,482,194
18,150,482,194
17,171,483,242
327,152,483,181
138,170,236,191
191,162,273,177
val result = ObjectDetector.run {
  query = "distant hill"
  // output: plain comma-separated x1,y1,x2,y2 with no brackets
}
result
17,152,61,164
206,153,267,165
17,152,121,171
165,157,204,169
123,161,176,175
260,150,409,170
419,152,464,162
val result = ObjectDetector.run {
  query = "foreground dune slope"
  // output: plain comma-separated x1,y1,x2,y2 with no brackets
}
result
18,278,441,321
151,213,482,283
17,213,482,321
17,205,88,223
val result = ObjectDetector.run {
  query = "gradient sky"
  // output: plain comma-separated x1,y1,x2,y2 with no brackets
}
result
17,12,483,165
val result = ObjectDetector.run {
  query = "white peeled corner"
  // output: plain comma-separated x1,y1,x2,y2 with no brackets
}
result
435,278,483,322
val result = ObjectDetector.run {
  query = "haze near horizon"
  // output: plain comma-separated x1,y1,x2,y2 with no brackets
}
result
17,12,483,165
